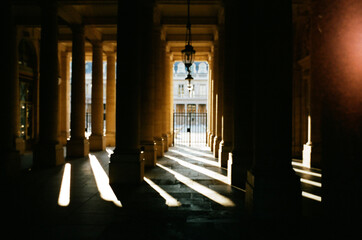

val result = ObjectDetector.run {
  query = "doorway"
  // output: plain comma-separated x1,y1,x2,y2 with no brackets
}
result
172,61,209,146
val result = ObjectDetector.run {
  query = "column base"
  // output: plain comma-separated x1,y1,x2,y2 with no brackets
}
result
154,137,164,158
227,151,249,188
302,143,312,168
209,134,215,151
89,134,106,151
162,134,169,152
167,132,172,147
218,140,231,168
66,138,89,158
141,140,157,167
213,136,221,158
170,132,174,147
206,130,210,146
245,168,301,233
106,133,116,147
34,142,65,168
15,137,25,154
109,150,144,185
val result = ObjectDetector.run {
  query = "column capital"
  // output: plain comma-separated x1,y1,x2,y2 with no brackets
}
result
71,24,85,35
91,40,103,49
105,51,116,58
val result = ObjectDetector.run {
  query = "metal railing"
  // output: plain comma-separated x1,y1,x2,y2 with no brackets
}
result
173,112,207,146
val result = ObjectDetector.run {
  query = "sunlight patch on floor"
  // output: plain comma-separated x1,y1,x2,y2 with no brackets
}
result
89,154,122,207
302,191,322,202
168,149,219,167
58,163,71,207
173,146,215,158
164,154,229,184
156,163,235,207
144,177,182,207
293,168,322,178
106,148,114,157
301,178,322,187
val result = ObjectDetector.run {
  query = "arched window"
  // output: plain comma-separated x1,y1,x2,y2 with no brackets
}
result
198,62,207,73
177,62,186,73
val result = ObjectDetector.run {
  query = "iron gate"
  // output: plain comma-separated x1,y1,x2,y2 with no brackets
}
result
173,112,207,146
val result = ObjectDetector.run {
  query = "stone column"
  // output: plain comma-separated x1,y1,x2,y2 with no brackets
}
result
312,0,362,236
140,3,156,167
1,1,21,179
207,58,213,147
165,52,172,147
161,37,169,152
105,52,116,147
213,38,222,158
208,69,214,148
89,41,106,151
66,24,89,157
169,58,175,147
245,0,301,231
109,0,144,185
59,51,70,145
34,0,64,167
210,51,216,151
299,56,315,168
226,0,253,189
217,23,232,168
153,25,165,157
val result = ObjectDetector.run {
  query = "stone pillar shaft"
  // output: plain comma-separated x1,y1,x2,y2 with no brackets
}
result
169,59,175,146
161,38,169,152
153,26,164,157
140,3,156,167
90,41,106,151
226,0,253,189
213,40,222,158
59,51,70,145
165,52,172,147
34,0,64,167
217,23,232,168
109,0,144,185
207,61,213,147
106,52,116,146
312,0,362,235
209,76,215,149
67,24,89,157
245,0,301,228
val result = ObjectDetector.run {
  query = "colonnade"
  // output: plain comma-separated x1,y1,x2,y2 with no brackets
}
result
2,0,361,233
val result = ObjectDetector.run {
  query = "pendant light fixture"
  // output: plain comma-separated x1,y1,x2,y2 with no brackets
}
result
181,0,195,91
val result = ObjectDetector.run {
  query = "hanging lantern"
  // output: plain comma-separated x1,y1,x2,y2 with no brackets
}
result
182,44,195,72
182,0,195,76
185,72,193,91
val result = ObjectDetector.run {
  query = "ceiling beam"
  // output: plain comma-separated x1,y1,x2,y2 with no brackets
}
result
83,17,117,25
85,26,102,43
166,34,214,42
162,16,218,25
58,5,82,25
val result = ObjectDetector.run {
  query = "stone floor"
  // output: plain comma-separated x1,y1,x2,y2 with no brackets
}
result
3,145,323,239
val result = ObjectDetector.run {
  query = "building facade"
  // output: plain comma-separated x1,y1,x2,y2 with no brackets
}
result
173,61,208,113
